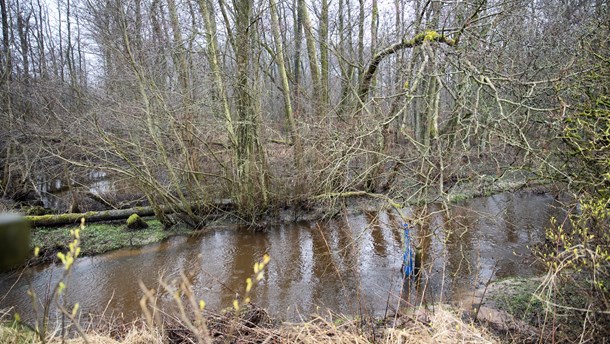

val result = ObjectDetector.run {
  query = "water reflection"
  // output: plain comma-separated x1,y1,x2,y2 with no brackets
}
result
0,192,562,322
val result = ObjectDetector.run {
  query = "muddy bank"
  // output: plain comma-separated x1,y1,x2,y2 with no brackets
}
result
457,275,610,342
17,168,554,226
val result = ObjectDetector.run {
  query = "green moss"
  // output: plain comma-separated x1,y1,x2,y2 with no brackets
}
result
411,30,448,44
424,30,441,41
449,193,467,203
126,214,137,225
490,276,610,339
412,32,425,44
25,213,81,225
31,220,192,260
126,213,147,229
491,278,544,321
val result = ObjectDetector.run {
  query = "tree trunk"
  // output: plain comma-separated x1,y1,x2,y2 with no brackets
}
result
269,0,302,174
319,0,329,110
25,200,235,227
0,0,10,194
298,0,322,116
358,31,455,102
293,0,302,118
357,0,364,80
0,0,10,79
167,0,199,183
196,0,237,149
232,0,268,215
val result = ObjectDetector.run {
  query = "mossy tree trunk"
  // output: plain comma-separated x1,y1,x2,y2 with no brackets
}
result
24,200,235,227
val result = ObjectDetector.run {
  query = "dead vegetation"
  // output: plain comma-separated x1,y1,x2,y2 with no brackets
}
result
2,305,502,344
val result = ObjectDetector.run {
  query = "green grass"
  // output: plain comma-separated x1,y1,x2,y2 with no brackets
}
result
0,320,38,344
31,219,193,261
490,278,544,323
489,276,610,340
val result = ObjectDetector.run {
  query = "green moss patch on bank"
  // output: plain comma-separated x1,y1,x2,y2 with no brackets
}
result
479,275,610,341
487,277,545,325
30,220,193,265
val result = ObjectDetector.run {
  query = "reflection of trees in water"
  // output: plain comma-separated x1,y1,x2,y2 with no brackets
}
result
498,196,519,277
504,196,517,244
310,217,362,316
396,205,438,308
194,231,239,311
365,211,388,259
388,212,405,251
270,223,306,311
1,193,559,321
444,203,477,296
220,227,269,308
400,202,479,305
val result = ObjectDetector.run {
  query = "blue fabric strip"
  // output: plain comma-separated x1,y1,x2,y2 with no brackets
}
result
402,223,414,277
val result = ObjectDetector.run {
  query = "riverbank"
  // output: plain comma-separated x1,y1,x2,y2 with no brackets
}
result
459,275,610,342
0,304,500,344
4,189,576,343
3,276,600,343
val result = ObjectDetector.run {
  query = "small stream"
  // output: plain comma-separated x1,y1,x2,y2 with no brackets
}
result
0,191,563,321
35,171,111,210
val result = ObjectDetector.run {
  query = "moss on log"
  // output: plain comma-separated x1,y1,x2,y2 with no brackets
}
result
24,200,234,227
25,208,156,227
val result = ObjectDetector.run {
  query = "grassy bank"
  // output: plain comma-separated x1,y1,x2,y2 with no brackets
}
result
469,276,610,342
30,219,193,265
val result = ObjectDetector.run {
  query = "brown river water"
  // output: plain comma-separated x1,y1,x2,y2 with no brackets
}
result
0,191,564,322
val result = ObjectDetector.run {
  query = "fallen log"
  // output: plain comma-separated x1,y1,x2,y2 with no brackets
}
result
25,207,156,227
24,200,234,227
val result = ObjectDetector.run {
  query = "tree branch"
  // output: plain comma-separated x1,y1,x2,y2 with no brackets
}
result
358,31,456,101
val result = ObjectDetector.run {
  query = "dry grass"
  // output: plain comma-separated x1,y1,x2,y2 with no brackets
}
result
279,306,498,344
2,305,499,344
49,328,163,344
389,306,498,344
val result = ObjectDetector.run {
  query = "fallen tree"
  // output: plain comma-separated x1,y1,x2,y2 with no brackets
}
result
24,200,234,227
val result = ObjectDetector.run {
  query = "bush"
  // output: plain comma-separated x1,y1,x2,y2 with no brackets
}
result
536,21,610,340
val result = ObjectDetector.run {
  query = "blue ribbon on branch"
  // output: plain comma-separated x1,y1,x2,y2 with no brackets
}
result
402,223,415,277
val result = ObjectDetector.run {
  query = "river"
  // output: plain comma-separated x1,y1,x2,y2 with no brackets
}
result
0,191,563,322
